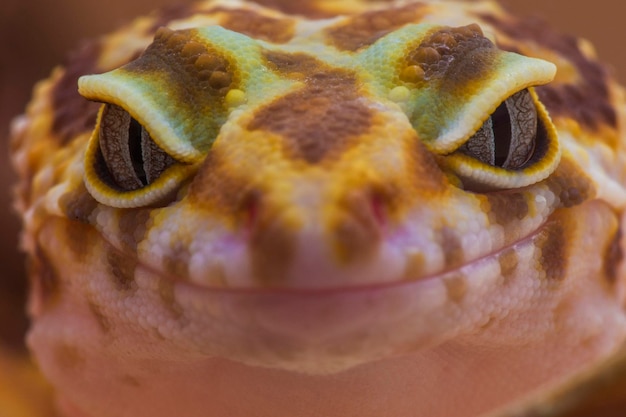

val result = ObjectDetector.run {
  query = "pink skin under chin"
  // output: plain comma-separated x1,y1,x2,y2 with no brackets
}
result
51,338,612,417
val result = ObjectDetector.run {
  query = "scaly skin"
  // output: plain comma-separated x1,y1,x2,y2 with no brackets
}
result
8,1,626,416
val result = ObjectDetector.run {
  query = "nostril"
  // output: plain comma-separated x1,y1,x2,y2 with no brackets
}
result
242,192,261,231
370,193,388,229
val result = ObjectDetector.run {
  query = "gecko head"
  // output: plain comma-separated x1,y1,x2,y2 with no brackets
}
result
29,6,614,375
77,23,567,291
21,6,626,415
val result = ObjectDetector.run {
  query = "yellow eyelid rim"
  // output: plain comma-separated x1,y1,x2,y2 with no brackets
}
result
84,106,198,208
79,75,204,164
442,88,561,190
430,55,557,155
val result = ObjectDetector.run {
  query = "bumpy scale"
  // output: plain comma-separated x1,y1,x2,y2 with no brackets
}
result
6,1,626,416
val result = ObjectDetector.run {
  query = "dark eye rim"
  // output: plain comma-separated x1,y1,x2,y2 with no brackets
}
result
92,141,124,192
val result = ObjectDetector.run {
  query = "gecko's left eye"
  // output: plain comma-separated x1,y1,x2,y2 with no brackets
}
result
442,87,560,191
459,89,537,171
379,23,561,191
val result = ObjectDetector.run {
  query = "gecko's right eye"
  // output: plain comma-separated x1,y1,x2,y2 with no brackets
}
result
97,104,176,192
84,104,197,208
78,26,247,208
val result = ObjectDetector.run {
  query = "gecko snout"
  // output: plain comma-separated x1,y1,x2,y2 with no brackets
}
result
240,184,389,287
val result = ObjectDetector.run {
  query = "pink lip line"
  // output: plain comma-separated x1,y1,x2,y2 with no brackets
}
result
99,219,549,297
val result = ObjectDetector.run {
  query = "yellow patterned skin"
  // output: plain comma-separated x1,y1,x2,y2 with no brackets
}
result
8,1,626,417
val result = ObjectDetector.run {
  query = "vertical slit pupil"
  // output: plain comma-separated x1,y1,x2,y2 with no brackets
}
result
128,118,147,185
491,101,511,167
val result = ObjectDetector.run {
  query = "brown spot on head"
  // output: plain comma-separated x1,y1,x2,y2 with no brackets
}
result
326,3,428,51
117,209,152,251
498,247,519,282
536,220,568,281
249,211,297,286
332,192,382,264
439,227,464,268
477,13,617,131
604,224,623,285
59,185,99,224
537,84,617,131
51,40,103,145
263,50,322,75
545,156,595,208
409,139,450,193
106,249,137,293
63,220,98,264
443,274,468,303
139,27,236,99
63,220,100,264
215,8,296,43
189,149,255,217
406,24,496,87
249,52,372,164
483,192,530,226
158,278,184,319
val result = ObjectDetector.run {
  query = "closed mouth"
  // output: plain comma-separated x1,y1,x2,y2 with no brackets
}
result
158,220,550,296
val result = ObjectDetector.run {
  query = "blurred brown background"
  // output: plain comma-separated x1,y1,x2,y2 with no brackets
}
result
0,0,625,347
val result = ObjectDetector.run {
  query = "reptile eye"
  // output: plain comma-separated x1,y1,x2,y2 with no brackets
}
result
84,104,197,208
98,104,176,191
459,90,536,170
442,87,560,191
